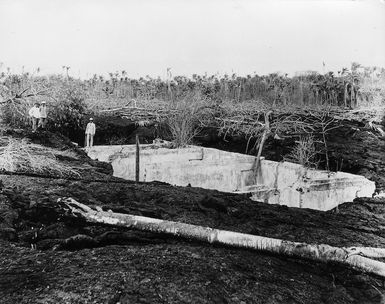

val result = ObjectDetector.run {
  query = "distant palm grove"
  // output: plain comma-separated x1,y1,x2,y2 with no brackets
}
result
2,62,385,107
0,62,385,130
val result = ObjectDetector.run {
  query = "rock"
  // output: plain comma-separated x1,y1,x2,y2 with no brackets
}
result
55,234,98,250
198,195,229,214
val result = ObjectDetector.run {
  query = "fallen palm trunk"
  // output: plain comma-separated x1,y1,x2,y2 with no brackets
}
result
344,247,385,259
59,197,385,277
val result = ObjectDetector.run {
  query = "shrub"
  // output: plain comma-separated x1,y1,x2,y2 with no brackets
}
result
284,136,319,168
1,100,30,127
165,92,214,147
48,81,88,135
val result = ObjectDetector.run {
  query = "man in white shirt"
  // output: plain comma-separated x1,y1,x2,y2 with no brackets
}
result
38,101,48,129
85,118,96,148
28,103,40,132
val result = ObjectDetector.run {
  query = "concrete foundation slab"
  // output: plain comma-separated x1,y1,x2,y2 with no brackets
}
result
87,144,375,211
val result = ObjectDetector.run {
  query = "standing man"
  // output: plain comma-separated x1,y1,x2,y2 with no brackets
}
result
39,101,48,129
28,102,40,132
85,118,96,149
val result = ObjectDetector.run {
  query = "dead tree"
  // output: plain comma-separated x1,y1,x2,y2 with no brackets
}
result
253,111,272,183
214,104,342,172
308,107,341,172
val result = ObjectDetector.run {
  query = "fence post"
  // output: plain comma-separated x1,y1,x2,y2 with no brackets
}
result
135,134,140,182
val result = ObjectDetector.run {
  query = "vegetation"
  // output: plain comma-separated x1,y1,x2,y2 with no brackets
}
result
1,63,384,114
284,136,318,169
0,137,80,177
0,74,87,135
0,63,384,168
84,63,385,108
165,92,214,147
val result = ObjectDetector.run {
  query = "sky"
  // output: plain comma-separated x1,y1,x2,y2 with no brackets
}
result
0,0,384,79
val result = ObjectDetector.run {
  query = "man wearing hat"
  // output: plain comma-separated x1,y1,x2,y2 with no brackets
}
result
85,118,96,149
28,102,40,132
38,101,48,129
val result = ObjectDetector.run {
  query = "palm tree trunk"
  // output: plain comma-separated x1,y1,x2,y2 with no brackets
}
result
59,197,385,278
300,81,304,105
344,83,348,108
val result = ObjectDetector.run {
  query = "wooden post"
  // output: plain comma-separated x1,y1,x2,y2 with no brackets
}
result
135,134,140,182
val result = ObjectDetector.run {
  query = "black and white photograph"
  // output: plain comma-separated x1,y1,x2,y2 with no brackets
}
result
1,0,385,303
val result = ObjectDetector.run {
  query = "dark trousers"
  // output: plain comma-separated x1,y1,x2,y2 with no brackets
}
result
31,117,38,132
38,117,47,128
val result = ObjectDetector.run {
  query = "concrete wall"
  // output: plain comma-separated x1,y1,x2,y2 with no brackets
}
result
87,144,375,211
88,144,257,192
247,160,375,210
